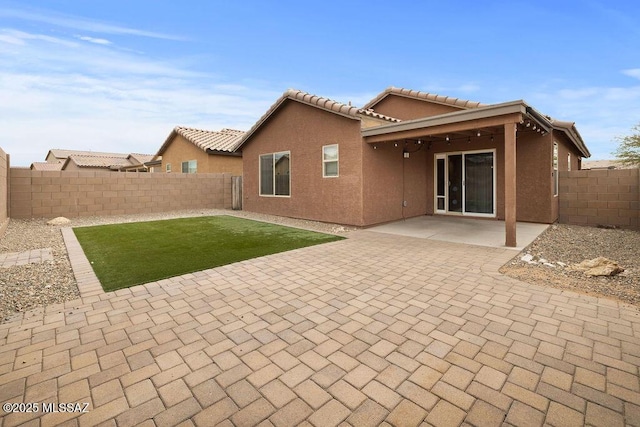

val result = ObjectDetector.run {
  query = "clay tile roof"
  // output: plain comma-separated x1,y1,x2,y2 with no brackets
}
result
362,86,486,111
157,127,245,156
30,162,63,171
65,155,134,169
48,149,131,160
359,109,402,122
235,89,401,150
128,153,156,164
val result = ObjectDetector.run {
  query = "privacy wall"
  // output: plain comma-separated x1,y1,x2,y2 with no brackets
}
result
9,169,233,219
558,169,639,229
0,147,8,234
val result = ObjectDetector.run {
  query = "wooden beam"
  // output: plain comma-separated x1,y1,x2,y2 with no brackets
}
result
504,122,517,247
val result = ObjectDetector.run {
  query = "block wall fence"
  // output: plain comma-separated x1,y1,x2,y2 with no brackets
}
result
0,147,8,234
559,169,639,229
8,168,234,219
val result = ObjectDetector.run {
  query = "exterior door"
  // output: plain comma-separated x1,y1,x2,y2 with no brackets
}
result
435,150,495,217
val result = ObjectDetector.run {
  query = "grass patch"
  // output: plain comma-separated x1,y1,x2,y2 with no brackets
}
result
73,215,344,292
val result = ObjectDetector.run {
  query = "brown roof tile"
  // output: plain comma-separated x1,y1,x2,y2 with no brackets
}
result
47,149,132,160
156,127,245,156
30,162,63,171
362,87,486,111
64,155,134,169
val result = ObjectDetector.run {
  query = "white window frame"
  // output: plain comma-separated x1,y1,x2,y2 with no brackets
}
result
166,163,171,173
182,160,197,174
553,142,559,196
433,149,496,218
567,154,571,171
322,144,339,178
259,151,291,197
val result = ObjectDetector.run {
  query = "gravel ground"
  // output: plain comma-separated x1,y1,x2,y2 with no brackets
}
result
500,224,640,307
0,209,355,323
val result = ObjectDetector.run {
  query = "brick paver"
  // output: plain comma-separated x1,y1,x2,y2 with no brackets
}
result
0,248,53,268
1,227,639,425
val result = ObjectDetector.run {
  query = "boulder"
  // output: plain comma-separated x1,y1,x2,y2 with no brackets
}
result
47,217,71,226
569,257,624,277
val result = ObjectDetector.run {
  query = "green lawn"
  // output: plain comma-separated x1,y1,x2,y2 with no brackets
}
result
73,215,344,292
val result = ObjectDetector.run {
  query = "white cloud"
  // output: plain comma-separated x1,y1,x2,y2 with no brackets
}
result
77,35,111,45
0,7,185,41
527,82,640,160
622,69,640,79
0,26,278,166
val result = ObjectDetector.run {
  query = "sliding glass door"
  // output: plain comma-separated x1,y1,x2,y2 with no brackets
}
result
435,150,495,217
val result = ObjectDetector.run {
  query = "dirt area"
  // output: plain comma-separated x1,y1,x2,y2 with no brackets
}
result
500,224,640,307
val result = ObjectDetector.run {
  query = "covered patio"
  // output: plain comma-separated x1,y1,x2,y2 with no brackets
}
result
367,215,549,251
362,100,552,248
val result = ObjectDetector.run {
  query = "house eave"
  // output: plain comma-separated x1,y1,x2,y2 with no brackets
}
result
362,100,530,138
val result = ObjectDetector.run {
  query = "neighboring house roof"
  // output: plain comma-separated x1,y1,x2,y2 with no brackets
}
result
30,162,63,171
582,159,639,170
128,153,156,164
362,86,486,111
235,89,401,150
63,155,134,170
46,149,131,162
156,127,245,157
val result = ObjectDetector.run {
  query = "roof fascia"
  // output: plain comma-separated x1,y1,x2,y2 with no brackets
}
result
206,149,242,157
362,100,528,137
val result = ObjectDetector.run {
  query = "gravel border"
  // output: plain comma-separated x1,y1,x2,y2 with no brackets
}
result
500,224,640,308
0,210,356,323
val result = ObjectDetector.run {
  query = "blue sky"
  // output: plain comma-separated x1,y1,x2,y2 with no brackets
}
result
1,1,638,166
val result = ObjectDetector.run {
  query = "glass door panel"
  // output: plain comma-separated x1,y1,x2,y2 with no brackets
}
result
464,153,494,214
448,155,463,212
436,158,446,211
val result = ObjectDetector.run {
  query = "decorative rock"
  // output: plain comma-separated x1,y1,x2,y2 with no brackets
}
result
521,254,534,263
47,217,71,225
543,263,555,268
569,257,624,277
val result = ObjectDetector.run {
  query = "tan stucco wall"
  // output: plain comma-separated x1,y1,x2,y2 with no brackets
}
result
362,142,428,225
515,132,554,223
242,100,365,225
9,169,232,218
62,161,81,171
370,96,464,120
161,135,242,175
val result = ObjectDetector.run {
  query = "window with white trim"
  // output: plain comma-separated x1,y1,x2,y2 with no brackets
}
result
553,142,559,196
322,144,339,177
567,154,571,171
181,160,197,173
166,163,171,173
260,151,290,196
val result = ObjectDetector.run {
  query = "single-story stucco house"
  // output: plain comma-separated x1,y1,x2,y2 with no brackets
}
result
155,126,243,174
235,87,590,247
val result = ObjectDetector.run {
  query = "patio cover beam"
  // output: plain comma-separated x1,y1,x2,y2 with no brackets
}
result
363,113,524,144
504,122,517,247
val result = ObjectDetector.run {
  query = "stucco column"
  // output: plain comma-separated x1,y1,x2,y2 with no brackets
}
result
504,122,517,247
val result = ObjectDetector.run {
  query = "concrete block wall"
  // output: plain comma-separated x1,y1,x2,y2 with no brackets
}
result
9,169,234,219
0,147,8,234
559,169,639,229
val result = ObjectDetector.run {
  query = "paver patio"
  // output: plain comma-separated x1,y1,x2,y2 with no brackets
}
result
1,229,639,426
